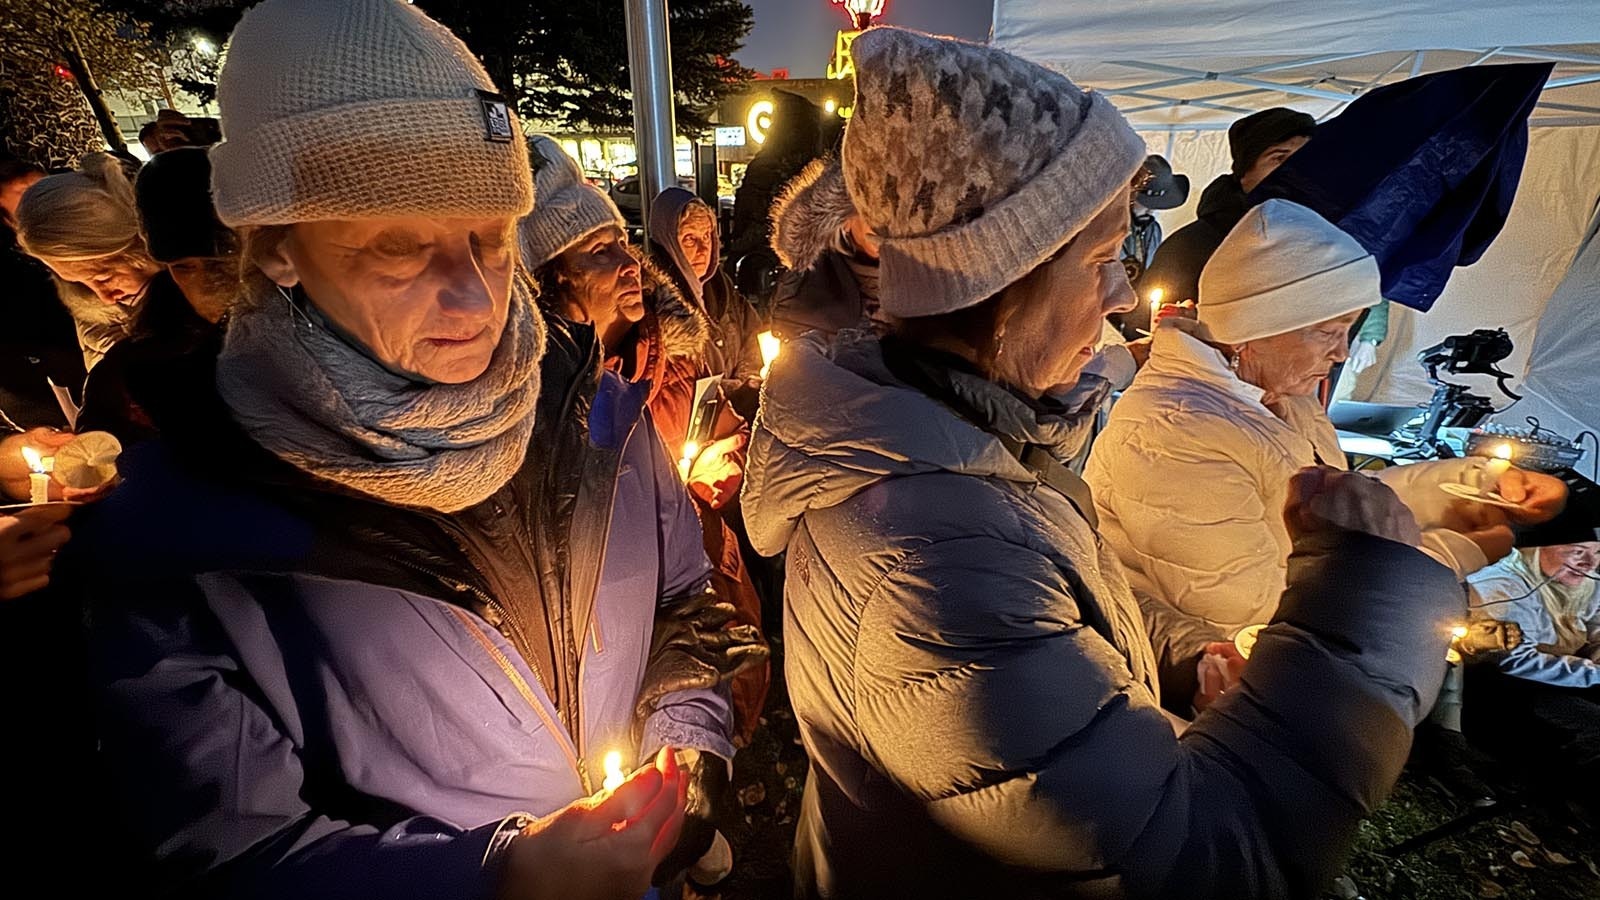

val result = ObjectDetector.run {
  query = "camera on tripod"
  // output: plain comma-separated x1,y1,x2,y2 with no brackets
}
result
1408,329,1521,449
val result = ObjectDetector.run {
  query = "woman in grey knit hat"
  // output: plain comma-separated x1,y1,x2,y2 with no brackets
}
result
741,27,1504,899
61,2,764,898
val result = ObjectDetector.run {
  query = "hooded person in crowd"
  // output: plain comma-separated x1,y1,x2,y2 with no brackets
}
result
15,153,162,371
1,157,85,431
648,187,765,400
765,156,884,343
74,147,234,444
1085,200,1565,638
740,27,1559,900
61,1,762,896
1138,107,1316,312
522,137,769,755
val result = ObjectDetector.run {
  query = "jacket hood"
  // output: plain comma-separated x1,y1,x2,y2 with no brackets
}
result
647,186,720,304
743,330,1102,554
1196,173,1250,226
769,156,854,271
639,250,710,363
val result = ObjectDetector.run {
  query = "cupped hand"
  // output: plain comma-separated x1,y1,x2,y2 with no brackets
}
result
0,505,73,600
1494,467,1567,525
499,747,688,900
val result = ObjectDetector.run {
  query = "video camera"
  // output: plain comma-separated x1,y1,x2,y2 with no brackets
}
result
1409,329,1521,448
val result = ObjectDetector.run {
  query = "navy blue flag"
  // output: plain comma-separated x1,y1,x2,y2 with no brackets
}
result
1252,62,1553,312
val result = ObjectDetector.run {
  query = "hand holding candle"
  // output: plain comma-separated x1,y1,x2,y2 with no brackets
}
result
0,429,73,503
498,746,687,900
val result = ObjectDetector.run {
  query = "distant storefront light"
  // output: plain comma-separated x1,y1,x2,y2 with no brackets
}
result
747,100,775,145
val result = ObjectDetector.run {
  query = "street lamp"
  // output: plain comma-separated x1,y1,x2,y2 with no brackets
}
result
831,0,887,31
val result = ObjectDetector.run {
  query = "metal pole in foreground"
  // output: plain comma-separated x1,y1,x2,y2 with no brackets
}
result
625,0,678,231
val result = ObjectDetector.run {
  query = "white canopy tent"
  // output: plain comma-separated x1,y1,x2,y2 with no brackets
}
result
991,1,1600,441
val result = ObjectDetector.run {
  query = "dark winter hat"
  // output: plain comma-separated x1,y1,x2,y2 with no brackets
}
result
135,147,233,263
1135,155,1189,210
1228,107,1317,175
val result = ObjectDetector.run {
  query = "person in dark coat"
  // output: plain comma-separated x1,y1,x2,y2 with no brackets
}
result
765,156,882,342
73,147,234,444
648,186,766,420
62,2,762,897
1133,108,1316,331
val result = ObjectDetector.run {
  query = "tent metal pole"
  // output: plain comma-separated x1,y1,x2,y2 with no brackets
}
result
1410,51,1426,78
624,0,677,230
1467,47,1504,66
1546,73,1600,90
1115,91,1258,116
1536,100,1600,115
1493,47,1600,67
1318,53,1417,121
1110,61,1356,102
1226,52,1383,75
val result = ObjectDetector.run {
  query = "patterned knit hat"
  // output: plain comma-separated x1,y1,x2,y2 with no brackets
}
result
210,0,533,226
842,27,1145,318
517,135,627,270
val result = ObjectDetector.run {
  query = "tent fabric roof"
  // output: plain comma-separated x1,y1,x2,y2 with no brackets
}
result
991,1,1600,129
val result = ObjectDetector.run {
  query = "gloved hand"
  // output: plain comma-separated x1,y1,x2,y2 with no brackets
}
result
651,748,731,886
635,591,768,725
1347,339,1379,374
1456,619,1522,662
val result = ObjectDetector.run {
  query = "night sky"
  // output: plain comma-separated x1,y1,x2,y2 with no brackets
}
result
739,0,993,78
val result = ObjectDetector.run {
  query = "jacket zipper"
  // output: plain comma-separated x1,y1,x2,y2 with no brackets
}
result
444,605,593,794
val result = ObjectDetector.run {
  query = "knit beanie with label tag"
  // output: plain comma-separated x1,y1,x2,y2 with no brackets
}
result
841,27,1146,318
209,0,533,226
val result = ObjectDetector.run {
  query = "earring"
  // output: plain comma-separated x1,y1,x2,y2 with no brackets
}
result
1229,349,1242,371
279,285,315,332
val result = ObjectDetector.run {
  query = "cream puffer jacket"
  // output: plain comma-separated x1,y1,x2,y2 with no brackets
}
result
1086,322,1494,636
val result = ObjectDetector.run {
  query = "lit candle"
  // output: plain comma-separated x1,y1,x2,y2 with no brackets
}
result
601,751,625,792
1450,625,1469,640
1148,288,1165,321
21,447,51,504
678,440,701,482
1446,624,1469,665
758,331,781,380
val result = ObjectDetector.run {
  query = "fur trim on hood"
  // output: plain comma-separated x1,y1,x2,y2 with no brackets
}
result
769,156,855,272
639,250,710,363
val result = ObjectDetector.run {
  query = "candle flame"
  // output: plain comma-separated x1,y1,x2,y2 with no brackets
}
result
602,751,625,792
1492,442,1514,460
21,446,45,473
1451,625,1469,640
758,331,781,380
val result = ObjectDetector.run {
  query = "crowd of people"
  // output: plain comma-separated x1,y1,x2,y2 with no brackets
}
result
0,1,1596,898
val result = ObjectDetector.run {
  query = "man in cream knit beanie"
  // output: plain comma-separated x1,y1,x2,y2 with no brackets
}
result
518,135,628,271
1198,199,1380,344
842,27,1146,318
209,0,532,226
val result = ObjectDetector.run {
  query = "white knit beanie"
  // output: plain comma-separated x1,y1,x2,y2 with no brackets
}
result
1198,199,1380,345
517,135,628,270
841,27,1146,318
210,0,533,226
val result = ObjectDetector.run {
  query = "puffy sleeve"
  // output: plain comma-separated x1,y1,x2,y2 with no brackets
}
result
93,579,522,899
1090,415,1287,635
853,530,1462,897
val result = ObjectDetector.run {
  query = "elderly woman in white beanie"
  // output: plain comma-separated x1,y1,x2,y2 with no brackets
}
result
741,27,1561,900
60,2,764,898
1085,199,1565,638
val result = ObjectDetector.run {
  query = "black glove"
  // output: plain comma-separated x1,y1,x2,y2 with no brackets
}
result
635,590,768,726
651,749,730,886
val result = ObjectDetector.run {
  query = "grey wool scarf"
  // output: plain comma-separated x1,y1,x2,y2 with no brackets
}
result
216,273,546,513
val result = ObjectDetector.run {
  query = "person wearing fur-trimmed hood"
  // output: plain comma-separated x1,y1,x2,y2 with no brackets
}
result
521,133,771,887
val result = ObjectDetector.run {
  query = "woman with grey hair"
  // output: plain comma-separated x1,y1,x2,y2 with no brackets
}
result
65,1,759,897
741,26,1555,899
